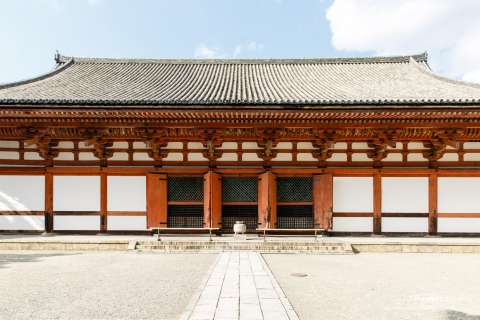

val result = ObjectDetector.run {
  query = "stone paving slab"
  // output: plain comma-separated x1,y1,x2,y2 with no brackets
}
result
183,251,299,320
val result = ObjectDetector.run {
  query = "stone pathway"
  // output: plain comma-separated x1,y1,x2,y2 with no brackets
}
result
183,252,299,320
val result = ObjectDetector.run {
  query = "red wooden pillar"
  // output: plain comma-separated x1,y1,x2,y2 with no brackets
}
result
429,173,438,235
258,171,276,229
146,173,167,228
313,174,333,230
373,173,382,234
204,171,222,228
100,173,108,232
44,172,54,233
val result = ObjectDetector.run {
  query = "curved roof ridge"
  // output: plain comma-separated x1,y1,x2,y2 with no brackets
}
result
409,57,480,91
56,52,428,65
0,57,75,90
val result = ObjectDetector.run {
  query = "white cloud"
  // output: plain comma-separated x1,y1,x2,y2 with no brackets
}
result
195,41,264,59
326,0,480,83
194,45,224,59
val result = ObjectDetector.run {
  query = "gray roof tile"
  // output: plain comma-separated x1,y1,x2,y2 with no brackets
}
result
1,53,480,107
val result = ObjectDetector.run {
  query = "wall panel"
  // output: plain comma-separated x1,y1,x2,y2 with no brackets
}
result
0,216,44,230
438,178,480,213
107,216,147,231
333,177,373,212
107,176,146,211
53,176,100,211
438,218,480,233
332,217,373,232
382,177,428,213
54,216,100,231
0,175,45,211
382,218,428,233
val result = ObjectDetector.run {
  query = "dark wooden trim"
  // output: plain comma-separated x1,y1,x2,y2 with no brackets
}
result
168,201,203,206
45,172,53,232
222,201,258,206
373,173,382,234
382,212,429,218
53,211,100,216
438,213,480,218
277,201,312,206
100,173,107,232
0,211,45,216
333,212,374,217
429,173,438,235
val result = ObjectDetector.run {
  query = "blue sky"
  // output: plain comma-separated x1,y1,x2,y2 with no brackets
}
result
1,0,479,84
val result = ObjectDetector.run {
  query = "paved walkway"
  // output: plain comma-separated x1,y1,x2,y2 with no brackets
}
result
183,252,298,320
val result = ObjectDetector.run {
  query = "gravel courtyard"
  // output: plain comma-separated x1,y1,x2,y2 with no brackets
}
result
265,253,480,320
0,251,216,320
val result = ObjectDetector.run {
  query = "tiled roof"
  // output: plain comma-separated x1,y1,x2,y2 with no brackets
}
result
1,52,480,107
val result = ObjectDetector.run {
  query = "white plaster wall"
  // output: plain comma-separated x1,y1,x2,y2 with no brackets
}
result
54,176,100,211
351,153,371,161
463,142,480,149
242,153,263,161
333,142,347,149
54,216,100,231
297,142,314,149
297,153,317,161
165,142,183,149
219,142,237,149
0,216,44,230
58,141,74,148
383,153,403,162
438,153,459,161
79,152,97,160
272,153,292,161
463,153,480,161
163,153,183,161
381,177,429,213
0,175,45,211
107,176,146,211
438,218,480,233
327,153,347,161
381,218,428,233
188,153,208,161
274,142,292,149
408,142,424,149
133,152,152,161
107,216,147,231
333,177,373,212
351,142,369,149
0,152,19,159
110,152,129,161
187,142,204,149
438,177,480,213
387,142,403,149
332,217,373,232
242,142,260,149
217,153,238,161
112,141,129,148
55,152,74,161
133,142,147,149
78,141,93,149
407,153,425,161
0,140,19,148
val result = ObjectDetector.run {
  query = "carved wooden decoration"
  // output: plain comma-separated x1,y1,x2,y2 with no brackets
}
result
201,129,223,162
256,129,279,161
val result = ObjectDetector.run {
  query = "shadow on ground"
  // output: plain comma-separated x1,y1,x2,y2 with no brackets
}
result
0,253,77,269
445,310,480,320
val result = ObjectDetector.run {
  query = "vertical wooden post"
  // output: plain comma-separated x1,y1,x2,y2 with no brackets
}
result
428,173,438,235
204,171,222,228
373,173,382,234
258,171,277,229
100,173,108,232
44,172,54,233
313,174,333,230
146,173,167,228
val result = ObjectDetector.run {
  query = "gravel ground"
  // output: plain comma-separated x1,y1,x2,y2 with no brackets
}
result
264,253,480,320
0,251,216,320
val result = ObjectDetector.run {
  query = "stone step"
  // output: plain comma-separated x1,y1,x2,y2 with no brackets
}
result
135,240,354,254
